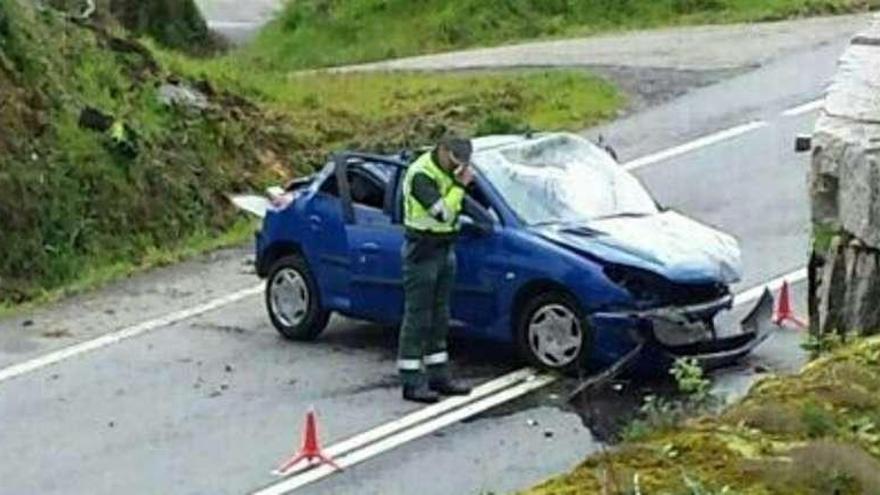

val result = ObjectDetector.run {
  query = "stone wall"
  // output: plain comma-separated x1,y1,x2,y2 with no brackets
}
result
811,14,880,335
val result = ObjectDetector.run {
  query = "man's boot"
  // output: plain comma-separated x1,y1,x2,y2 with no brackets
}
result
429,377,471,396
403,383,440,404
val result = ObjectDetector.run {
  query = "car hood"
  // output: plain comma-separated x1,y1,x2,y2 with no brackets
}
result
534,211,742,284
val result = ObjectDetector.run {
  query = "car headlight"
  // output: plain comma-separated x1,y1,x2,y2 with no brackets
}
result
603,265,665,302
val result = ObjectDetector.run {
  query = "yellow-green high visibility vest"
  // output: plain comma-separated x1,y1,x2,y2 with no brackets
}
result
403,151,465,234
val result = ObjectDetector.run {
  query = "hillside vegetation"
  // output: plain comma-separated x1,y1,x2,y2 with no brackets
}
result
0,1,298,305
0,0,622,308
526,337,880,494
248,0,880,70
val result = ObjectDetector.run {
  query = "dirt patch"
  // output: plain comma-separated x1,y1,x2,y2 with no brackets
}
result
591,65,748,116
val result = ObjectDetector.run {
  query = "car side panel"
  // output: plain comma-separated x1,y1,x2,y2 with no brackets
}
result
480,229,633,343
348,205,405,323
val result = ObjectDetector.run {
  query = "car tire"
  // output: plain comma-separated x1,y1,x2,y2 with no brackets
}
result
516,291,592,374
265,254,330,341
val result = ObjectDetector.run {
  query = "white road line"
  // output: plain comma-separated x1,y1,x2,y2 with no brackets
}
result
251,373,557,495
319,368,534,461
735,267,808,306
274,367,538,478
0,284,263,384
623,120,768,171
254,267,811,494
781,99,824,118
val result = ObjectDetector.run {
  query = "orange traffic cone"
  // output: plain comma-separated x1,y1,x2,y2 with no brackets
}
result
273,408,341,476
774,280,807,330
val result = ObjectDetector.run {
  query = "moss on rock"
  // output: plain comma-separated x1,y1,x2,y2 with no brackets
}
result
525,338,880,494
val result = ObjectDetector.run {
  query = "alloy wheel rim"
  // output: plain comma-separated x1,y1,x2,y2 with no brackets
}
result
528,304,583,368
270,268,310,327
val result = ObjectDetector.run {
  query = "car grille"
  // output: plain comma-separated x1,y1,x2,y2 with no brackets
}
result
663,282,729,306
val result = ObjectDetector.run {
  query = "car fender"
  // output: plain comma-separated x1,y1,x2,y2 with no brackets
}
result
484,229,633,341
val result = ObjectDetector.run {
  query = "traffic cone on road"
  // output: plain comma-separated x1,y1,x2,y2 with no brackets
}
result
273,408,341,476
774,280,808,330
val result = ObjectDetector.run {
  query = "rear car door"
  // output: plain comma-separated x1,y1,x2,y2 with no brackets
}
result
302,163,354,311
340,159,406,323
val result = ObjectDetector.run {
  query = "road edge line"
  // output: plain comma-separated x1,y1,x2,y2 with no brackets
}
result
623,120,767,172
735,267,808,306
252,374,557,495
273,367,538,480
0,284,264,384
781,99,824,117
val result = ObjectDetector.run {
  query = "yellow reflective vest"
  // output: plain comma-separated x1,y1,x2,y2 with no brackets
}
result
403,151,465,234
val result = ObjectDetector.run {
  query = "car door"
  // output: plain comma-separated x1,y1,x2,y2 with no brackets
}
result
382,169,505,332
451,188,506,333
341,160,406,323
302,163,354,312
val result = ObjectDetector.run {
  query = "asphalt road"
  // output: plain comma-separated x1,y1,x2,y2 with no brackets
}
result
0,14,866,495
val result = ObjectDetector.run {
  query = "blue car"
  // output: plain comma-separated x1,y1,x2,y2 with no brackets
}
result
242,133,772,373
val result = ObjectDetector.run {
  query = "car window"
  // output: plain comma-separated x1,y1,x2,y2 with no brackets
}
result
467,182,500,224
318,161,390,210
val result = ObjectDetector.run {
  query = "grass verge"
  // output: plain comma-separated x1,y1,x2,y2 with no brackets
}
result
155,47,624,165
524,337,880,494
247,0,880,71
0,218,258,319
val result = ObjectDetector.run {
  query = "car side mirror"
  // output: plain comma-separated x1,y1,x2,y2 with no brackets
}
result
460,214,492,236
795,135,813,153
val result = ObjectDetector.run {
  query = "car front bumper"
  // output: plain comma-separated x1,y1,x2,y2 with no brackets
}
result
592,289,775,369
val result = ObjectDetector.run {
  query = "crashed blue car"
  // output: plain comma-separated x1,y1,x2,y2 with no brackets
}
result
241,133,772,372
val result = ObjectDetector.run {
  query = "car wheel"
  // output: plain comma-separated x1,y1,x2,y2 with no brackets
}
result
516,291,591,373
265,255,330,341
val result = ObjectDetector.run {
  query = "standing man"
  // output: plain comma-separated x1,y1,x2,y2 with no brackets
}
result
398,137,475,403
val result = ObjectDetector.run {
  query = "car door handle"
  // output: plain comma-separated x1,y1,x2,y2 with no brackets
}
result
359,242,380,253
308,215,322,231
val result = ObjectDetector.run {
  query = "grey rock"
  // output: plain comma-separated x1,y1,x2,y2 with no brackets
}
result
816,236,880,335
158,83,210,111
811,15,880,335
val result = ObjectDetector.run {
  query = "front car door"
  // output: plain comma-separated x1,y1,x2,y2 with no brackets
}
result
386,166,505,333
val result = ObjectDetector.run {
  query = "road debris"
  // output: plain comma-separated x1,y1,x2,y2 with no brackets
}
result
41,329,72,339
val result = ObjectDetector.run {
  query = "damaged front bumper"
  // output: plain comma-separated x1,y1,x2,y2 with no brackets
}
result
593,289,775,369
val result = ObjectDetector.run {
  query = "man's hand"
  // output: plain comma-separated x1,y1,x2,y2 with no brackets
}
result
456,166,475,187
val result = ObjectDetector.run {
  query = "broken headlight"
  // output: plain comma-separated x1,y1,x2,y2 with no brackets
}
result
603,265,665,303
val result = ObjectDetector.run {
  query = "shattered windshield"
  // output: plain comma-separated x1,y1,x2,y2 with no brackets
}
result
472,134,658,225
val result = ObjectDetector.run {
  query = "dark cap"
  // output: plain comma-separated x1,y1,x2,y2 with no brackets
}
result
439,136,473,165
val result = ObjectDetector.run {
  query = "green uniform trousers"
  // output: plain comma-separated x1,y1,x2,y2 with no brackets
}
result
398,242,456,386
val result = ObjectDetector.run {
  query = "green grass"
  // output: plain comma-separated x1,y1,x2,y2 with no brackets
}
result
247,0,879,71
0,2,288,305
0,217,257,318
